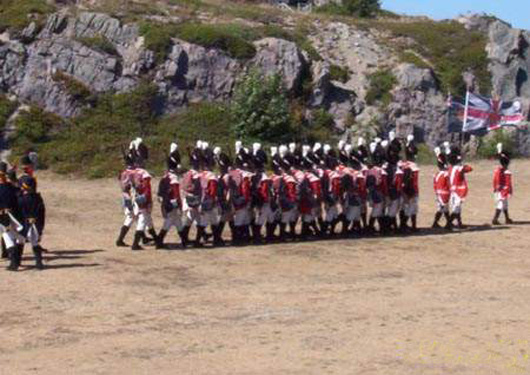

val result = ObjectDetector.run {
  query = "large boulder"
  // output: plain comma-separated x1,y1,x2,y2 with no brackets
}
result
251,38,307,92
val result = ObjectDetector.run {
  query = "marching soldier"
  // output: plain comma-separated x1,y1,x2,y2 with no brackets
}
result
400,135,420,231
432,147,452,229
157,143,185,249
116,151,137,247
365,144,387,233
448,145,473,228
492,143,513,225
1,162,23,271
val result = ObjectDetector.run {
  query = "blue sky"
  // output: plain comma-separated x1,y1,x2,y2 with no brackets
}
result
381,0,530,30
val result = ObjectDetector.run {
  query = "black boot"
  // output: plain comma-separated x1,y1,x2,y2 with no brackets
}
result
116,226,130,247
411,215,418,232
213,225,225,247
157,229,167,249
368,217,376,233
289,223,297,241
252,224,263,244
141,231,153,245
33,246,44,270
432,212,442,228
503,209,513,224
132,231,144,250
361,213,368,231
309,220,320,238
279,223,287,242
6,247,18,271
456,213,464,229
341,217,350,237
492,209,501,225
232,226,240,246
266,223,276,241
195,226,205,248
443,212,453,230
300,222,310,240
179,226,190,248
147,228,160,248
377,218,386,234
1,239,7,259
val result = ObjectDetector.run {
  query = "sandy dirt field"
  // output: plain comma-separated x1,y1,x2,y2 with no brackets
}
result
2,160,530,375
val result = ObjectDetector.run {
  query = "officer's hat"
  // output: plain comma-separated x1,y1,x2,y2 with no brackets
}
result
497,143,511,167
434,147,447,169
404,135,418,161
448,145,462,165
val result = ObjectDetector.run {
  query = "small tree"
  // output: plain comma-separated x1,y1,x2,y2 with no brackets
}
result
230,69,293,143
344,0,381,18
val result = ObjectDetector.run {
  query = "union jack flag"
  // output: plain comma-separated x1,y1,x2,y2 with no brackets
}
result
447,92,525,134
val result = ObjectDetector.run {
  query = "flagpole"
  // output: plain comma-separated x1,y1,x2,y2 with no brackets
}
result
461,89,470,151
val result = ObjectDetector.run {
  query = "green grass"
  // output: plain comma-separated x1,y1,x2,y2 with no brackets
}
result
365,69,397,106
398,51,431,69
374,20,491,96
52,71,92,102
0,95,17,130
0,0,54,34
77,35,119,56
139,21,180,64
329,64,350,83
476,129,518,159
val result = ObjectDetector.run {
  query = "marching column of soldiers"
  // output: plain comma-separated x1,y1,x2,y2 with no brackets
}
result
0,154,47,271
115,135,515,251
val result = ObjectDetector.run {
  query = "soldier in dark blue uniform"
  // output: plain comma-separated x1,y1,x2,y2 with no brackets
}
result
17,174,46,270
0,162,23,271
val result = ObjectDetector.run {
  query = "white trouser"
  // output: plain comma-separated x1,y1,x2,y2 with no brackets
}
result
137,211,154,232
495,193,509,211
345,205,361,222
324,204,339,223
0,225,18,249
403,196,419,217
255,203,275,226
449,193,463,214
162,209,183,232
199,209,220,227
234,206,251,227
281,208,298,224
435,196,449,213
386,198,401,218
182,208,200,227
123,207,136,228
369,200,383,218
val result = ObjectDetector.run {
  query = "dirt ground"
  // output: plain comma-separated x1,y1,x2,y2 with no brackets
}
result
2,160,530,375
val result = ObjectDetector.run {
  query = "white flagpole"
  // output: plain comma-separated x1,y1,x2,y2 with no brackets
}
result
462,89,470,133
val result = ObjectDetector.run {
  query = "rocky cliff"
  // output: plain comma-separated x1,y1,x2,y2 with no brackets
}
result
1,3,529,155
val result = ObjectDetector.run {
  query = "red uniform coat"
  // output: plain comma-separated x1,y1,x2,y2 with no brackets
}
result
433,170,450,204
449,165,473,198
493,167,513,199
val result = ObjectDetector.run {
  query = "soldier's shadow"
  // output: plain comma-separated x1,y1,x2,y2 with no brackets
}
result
19,249,104,271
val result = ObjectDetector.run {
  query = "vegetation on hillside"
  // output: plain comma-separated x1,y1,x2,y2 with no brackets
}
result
365,69,397,106
0,95,18,130
52,71,93,102
374,20,491,96
77,35,119,56
0,0,55,34
316,0,382,18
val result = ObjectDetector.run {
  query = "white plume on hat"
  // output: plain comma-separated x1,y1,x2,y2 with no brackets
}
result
279,145,288,157
313,142,322,152
270,146,278,156
289,142,296,153
338,140,346,150
344,143,353,154
213,147,221,156
381,140,389,148
407,134,414,143
374,137,382,144
253,143,261,154
497,143,503,154
235,140,242,152
323,144,331,154
443,141,451,155
369,142,377,154
389,131,396,141
170,143,178,153
201,141,209,150
434,147,441,157
302,145,311,156
357,137,366,147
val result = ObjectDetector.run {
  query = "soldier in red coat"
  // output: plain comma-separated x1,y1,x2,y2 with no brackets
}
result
432,147,452,229
400,136,420,231
448,146,473,228
492,143,514,225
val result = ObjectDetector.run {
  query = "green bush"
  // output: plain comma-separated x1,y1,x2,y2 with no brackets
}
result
376,20,491,96
0,0,54,33
476,129,518,159
139,21,180,64
52,71,92,102
77,35,119,56
316,0,381,18
365,69,397,106
416,143,436,165
231,69,294,143
176,23,257,59
305,109,335,143
329,64,350,83
0,95,17,130
398,51,431,69
11,107,63,156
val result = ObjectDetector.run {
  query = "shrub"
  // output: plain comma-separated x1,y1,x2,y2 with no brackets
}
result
305,109,335,143
11,107,63,155
316,0,381,18
416,143,436,165
398,51,431,69
176,23,257,59
139,21,179,64
476,129,518,159
231,69,294,143
376,20,491,96
329,64,350,83
52,71,92,102
365,69,397,106
77,35,119,56
0,95,17,130
0,0,54,33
